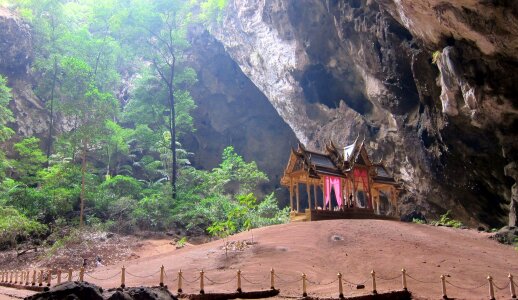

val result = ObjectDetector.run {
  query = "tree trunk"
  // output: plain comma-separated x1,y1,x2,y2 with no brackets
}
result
79,140,87,228
45,57,58,168
169,84,177,199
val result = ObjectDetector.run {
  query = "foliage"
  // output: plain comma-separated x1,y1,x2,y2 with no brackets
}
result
12,137,46,184
432,50,441,65
430,210,463,228
0,206,47,250
412,218,426,224
176,236,187,248
0,75,14,143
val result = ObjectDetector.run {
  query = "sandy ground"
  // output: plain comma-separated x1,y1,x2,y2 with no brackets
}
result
1,220,517,299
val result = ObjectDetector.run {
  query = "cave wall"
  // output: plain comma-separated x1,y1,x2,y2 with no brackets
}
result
210,0,518,227
183,30,299,196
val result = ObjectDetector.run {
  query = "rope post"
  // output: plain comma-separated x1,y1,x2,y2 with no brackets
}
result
1,270,4,282
57,270,61,285
200,270,205,294
14,270,18,284
25,270,30,285
67,268,72,282
177,270,183,293
38,270,43,286
440,274,447,299
371,270,377,295
509,273,517,299
120,266,125,288
10,270,13,283
402,268,407,291
237,269,242,293
270,268,275,290
159,265,164,287
302,273,307,297
487,275,495,300
47,269,52,286
79,267,84,282
31,270,36,286
338,272,344,299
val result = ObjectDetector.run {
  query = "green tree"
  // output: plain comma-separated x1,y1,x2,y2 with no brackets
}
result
0,75,14,181
57,56,118,227
124,0,197,199
13,137,46,185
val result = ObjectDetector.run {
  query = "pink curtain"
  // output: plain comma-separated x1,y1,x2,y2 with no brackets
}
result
324,176,343,209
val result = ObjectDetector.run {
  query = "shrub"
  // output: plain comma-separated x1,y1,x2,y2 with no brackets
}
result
431,210,463,228
0,206,47,250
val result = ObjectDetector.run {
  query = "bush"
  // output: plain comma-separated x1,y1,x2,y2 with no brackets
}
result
0,206,47,250
431,210,463,228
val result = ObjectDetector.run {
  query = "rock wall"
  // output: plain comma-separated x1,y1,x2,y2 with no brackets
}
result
211,0,518,227
183,30,299,196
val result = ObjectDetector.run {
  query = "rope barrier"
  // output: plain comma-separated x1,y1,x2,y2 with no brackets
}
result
342,276,369,286
306,278,338,286
204,274,236,285
445,280,487,291
492,280,510,290
181,274,201,284
241,275,264,285
406,273,437,284
274,273,301,284
376,274,401,281
84,271,122,281
126,270,160,279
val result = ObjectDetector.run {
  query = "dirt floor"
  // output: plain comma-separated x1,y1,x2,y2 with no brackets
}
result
1,220,517,299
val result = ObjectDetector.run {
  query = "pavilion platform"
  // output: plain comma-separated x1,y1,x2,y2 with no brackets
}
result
290,208,399,222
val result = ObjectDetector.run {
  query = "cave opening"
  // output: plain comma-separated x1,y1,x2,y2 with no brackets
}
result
300,64,373,115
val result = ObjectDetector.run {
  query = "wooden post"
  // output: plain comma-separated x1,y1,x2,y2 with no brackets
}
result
14,270,17,284
488,275,495,300
1,270,4,282
10,270,13,283
79,267,84,282
159,265,164,287
306,183,311,210
441,274,447,299
67,268,72,282
313,184,318,209
200,270,205,294
402,269,407,291
296,183,300,213
270,268,275,290
289,182,294,211
120,266,125,288
338,272,344,299
321,183,325,209
302,273,307,297
237,269,242,293
57,270,61,285
177,270,183,293
507,273,516,299
47,269,51,286
509,274,516,299
38,270,43,286
32,270,36,286
371,270,377,295
25,270,29,285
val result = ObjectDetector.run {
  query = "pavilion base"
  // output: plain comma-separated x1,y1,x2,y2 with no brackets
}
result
290,208,398,222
